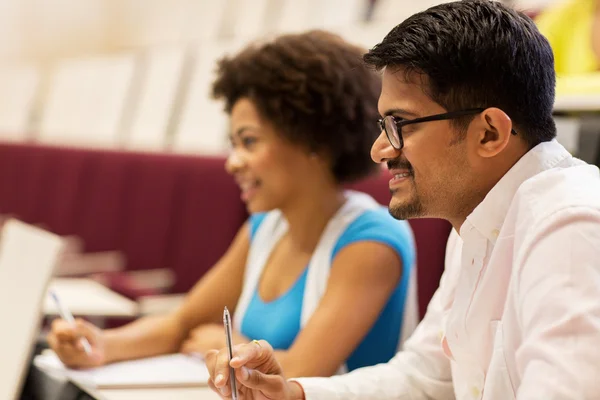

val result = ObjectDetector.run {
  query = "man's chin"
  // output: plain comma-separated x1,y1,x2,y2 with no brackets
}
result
388,198,424,220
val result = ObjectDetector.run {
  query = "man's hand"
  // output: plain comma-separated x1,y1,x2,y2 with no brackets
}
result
205,339,305,400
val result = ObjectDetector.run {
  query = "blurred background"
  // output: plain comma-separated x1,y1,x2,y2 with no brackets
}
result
0,0,587,155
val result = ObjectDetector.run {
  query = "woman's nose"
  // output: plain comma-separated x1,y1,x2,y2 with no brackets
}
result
225,149,245,174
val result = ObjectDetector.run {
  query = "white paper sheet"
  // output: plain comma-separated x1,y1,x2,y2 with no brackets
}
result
34,352,210,389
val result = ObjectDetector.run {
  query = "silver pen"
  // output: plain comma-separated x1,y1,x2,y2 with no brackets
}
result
223,307,238,400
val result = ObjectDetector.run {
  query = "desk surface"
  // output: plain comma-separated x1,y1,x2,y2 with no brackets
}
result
44,278,138,318
95,387,220,400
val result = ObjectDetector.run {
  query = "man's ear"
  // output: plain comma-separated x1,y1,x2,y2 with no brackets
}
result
471,107,514,158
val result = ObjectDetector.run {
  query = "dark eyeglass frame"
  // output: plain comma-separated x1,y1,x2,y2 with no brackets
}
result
377,108,518,150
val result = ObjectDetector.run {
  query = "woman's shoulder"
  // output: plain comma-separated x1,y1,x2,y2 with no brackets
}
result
345,207,412,237
333,207,415,263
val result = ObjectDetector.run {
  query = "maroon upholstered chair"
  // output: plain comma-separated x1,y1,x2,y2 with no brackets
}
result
74,149,134,254
0,142,450,319
0,143,48,223
166,155,247,293
118,152,185,274
0,143,25,216
32,146,91,236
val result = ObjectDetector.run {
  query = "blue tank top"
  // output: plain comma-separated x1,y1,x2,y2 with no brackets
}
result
241,207,415,371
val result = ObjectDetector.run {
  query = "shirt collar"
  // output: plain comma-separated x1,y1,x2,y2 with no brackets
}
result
463,139,572,244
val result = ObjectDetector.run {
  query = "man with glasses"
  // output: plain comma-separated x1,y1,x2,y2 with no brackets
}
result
206,1,600,399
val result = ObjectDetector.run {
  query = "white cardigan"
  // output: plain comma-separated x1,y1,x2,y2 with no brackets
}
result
233,190,418,373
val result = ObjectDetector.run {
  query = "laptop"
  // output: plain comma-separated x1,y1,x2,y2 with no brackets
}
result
0,220,66,400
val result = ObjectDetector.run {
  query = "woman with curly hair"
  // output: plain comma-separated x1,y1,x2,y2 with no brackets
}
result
47,30,417,378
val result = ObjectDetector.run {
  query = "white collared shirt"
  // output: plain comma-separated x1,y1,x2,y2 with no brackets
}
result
295,140,600,399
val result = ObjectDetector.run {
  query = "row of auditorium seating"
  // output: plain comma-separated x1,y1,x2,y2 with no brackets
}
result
0,42,244,152
0,0,553,156
0,141,451,318
0,0,470,154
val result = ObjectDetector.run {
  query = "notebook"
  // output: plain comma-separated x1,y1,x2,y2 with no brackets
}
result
34,351,210,389
0,220,67,400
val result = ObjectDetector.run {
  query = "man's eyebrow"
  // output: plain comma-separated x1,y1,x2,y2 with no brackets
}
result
382,108,419,118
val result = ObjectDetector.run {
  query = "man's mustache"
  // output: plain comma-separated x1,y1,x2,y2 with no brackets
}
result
387,159,413,173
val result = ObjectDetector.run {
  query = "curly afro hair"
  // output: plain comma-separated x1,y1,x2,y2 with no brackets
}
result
212,30,382,184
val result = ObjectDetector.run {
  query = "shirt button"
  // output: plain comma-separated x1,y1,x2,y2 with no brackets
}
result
491,229,500,238
471,386,481,398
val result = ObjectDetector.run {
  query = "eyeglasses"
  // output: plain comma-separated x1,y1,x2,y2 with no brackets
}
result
377,108,518,150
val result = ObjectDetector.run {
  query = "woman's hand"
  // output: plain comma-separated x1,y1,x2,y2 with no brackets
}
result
47,318,106,368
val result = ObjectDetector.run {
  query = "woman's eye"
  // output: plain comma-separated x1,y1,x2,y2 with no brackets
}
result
242,137,257,147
